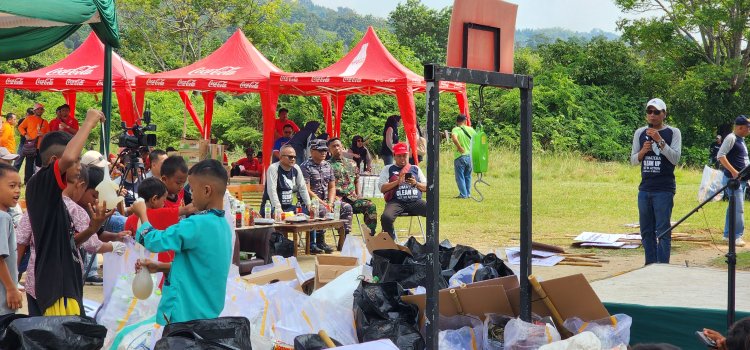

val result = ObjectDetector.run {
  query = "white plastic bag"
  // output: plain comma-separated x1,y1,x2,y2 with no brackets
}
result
103,240,158,308
272,255,315,283
311,265,363,308
104,316,163,350
98,273,162,335
698,165,725,202
563,314,632,349
448,263,484,287
504,318,561,350
538,331,601,350
438,315,484,350
274,296,358,346
341,234,372,265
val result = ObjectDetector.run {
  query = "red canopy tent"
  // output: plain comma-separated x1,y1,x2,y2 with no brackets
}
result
134,30,307,173
270,26,470,162
0,32,145,125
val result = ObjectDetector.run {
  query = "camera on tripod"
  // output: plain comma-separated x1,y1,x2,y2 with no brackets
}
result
118,104,157,149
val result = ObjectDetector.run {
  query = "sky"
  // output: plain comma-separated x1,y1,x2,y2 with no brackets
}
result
309,0,651,33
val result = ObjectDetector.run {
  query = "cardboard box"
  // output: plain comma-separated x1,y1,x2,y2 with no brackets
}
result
314,255,359,290
402,274,610,333
363,231,412,255
179,139,207,150
401,276,518,327
177,150,203,164
242,265,297,286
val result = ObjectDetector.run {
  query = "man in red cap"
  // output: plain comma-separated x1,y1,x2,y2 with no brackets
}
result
377,142,427,238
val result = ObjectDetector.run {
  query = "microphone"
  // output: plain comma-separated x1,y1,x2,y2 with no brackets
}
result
646,123,660,156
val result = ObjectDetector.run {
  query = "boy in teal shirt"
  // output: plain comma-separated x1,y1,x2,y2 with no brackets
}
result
133,159,232,325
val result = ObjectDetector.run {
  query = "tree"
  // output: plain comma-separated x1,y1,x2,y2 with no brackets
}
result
388,0,451,65
615,0,750,92
117,0,301,71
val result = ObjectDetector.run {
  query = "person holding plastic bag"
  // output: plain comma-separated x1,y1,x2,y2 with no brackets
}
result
717,116,750,248
133,159,232,325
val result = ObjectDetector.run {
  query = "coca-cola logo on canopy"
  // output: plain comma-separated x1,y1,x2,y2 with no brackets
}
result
177,79,197,87
65,79,85,86
35,78,54,86
208,80,228,88
187,66,241,76
5,78,23,85
46,65,98,76
239,81,260,89
146,78,165,86
311,77,330,83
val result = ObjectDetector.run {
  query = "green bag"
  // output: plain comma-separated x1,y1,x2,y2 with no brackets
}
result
471,125,489,174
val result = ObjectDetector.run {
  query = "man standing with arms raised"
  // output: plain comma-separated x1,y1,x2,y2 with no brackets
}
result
630,98,682,265
717,116,750,247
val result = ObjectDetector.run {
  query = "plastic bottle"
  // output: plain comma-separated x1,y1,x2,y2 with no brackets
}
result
264,205,271,219
333,199,342,220
274,205,282,222
247,207,254,226
310,198,318,219
235,207,243,228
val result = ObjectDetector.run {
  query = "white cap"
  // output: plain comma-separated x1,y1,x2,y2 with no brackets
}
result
647,98,667,112
0,147,19,161
81,150,110,168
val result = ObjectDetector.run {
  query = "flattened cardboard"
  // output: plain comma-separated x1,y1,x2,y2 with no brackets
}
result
401,276,518,326
243,265,296,285
314,255,359,290
363,231,412,255
506,274,609,322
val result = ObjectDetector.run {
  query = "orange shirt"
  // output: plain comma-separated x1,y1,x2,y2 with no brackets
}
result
17,115,49,146
0,122,16,151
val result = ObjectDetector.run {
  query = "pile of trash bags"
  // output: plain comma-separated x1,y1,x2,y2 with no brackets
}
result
85,235,631,350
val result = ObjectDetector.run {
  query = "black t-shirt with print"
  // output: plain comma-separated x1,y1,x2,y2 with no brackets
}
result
26,160,83,312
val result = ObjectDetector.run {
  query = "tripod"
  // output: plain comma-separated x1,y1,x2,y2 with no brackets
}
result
666,166,750,330
111,147,148,206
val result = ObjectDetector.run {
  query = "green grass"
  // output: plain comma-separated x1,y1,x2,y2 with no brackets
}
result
710,252,750,270
372,148,727,252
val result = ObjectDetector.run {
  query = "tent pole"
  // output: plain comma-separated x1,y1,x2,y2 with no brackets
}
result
424,80,441,350
101,42,113,156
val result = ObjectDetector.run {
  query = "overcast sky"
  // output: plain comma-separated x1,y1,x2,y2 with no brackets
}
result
310,0,651,33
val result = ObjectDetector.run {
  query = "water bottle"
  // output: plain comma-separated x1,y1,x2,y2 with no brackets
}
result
235,207,243,228
264,205,271,219
310,198,318,219
333,199,342,220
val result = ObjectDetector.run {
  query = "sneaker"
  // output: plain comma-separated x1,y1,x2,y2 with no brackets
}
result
318,243,334,254
737,238,746,247
85,276,103,286
310,245,324,254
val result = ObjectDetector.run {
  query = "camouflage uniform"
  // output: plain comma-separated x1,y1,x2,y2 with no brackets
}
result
300,159,353,241
329,156,377,233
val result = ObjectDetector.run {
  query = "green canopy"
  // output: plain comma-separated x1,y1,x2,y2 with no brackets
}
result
0,0,119,60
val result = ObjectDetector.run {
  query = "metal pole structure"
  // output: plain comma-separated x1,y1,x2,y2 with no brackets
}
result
727,178,738,330
424,78,441,350
101,42,113,156
519,82,533,322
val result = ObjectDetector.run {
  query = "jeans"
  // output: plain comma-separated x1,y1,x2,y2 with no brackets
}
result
454,155,472,198
723,176,746,239
637,190,674,264
381,200,427,239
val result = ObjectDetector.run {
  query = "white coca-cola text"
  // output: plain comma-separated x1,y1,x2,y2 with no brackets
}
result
187,66,241,76
46,65,97,76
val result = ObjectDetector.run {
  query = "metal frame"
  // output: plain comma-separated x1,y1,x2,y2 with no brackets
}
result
424,64,533,349
462,23,501,72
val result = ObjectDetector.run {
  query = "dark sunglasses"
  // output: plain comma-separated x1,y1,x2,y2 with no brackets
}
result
282,155,296,160
646,109,662,115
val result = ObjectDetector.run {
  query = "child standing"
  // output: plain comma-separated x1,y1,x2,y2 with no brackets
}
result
133,159,232,325
25,109,105,316
160,156,188,209
0,163,22,314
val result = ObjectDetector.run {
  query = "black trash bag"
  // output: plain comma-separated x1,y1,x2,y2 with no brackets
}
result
269,232,294,258
353,281,424,349
472,265,500,282
156,317,252,350
155,337,242,350
0,315,106,350
404,237,455,270
371,249,447,290
482,253,515,277
293,334,343,349
448,245,483,272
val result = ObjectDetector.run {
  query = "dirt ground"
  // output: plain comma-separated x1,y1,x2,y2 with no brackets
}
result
29,243,734,316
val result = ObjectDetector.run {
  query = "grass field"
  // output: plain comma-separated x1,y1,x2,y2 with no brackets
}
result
374,148,728,252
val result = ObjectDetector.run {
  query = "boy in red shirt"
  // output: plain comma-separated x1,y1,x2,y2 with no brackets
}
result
124,177,195,287
160,156,188,208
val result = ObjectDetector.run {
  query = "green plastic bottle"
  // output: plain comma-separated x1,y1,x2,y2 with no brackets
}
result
471,125,489,174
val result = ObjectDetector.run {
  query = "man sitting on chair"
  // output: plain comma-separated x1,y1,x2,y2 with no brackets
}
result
378,142,427,239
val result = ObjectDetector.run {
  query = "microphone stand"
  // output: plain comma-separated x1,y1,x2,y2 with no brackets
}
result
665,166,750,331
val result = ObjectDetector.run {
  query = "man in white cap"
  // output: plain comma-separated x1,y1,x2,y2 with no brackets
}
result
717,116,750,248
630,98,682,265
0,147,19,165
